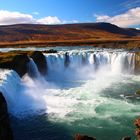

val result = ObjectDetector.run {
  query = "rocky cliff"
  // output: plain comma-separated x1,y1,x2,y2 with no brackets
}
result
30,51,47,75
0,51,49,77
0,92,13,140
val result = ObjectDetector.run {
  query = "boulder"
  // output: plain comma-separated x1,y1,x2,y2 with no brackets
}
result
0,54,30,77
11,54,30,77
30,51,47,75
134,117,140,128
134,117,140,140
0,92,13,140
74,134,96,140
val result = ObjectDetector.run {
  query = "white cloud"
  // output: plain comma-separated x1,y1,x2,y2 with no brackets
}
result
95,7,140,27
0,10,78,25
37,16,61,24
0,10,35,25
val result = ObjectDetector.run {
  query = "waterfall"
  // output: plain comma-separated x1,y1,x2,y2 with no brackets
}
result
0,69,21,112
0,50,136,117
0,49,140,140
45,51,135,77
27,58,40,78
0,68,47,116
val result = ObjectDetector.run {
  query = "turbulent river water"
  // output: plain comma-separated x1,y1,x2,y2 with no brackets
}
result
0,47,140,140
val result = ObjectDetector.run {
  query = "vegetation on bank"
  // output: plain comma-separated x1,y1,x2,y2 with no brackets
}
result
0,22,140,48
0,49,57,63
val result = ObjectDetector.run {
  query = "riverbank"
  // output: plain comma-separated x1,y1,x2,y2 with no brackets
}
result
0,39,140,49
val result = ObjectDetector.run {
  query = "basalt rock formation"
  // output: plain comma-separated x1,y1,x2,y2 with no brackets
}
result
0,92,13,140
0,51,48,77
11,54,30,77
0,53,30,77
30,51,47,75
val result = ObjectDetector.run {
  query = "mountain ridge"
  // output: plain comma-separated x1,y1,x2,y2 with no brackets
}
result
0,22,140,47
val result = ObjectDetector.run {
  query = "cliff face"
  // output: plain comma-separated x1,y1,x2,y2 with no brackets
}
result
1,50,140,77
31,51,47,75
0,92,13,140
0,51,48,77
0,53,30,77
135,52,140,74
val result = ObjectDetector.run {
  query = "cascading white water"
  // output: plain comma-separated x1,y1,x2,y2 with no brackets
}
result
0,50,136,115
27,58,41,78
45,51,135,80
0,49,139,140
0,69,21,112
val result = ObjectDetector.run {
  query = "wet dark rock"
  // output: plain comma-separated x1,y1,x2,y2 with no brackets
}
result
11,54,30,77
135,52,140,74
0,54,30,77
31,51,47,75
65,52,70,67
93,54,99,71
121,136,131,140
74,134,96,140
0,92,13,140
43,49,57,53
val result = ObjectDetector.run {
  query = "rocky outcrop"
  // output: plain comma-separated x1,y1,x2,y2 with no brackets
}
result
43,49,57,53
30,51,47,75
0,51,49,77
74,134,96,140
0,53,30,77
11,54,30,77
64,52,70,67
135,52,140,74
134,117,140,140
0,92,13,140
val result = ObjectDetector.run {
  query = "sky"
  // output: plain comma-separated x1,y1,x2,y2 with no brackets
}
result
0,0,140,28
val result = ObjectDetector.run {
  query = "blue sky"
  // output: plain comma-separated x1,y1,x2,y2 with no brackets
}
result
0,0,140,28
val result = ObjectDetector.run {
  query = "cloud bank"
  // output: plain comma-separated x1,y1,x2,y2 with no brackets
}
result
0,10,35,25
1,8,140,28
95,7,140,27
0,10,74,25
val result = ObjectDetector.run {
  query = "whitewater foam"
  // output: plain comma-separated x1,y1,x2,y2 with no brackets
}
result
0,50,139,124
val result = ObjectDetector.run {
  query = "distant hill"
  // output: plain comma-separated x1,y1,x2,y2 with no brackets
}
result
0,22,140,47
